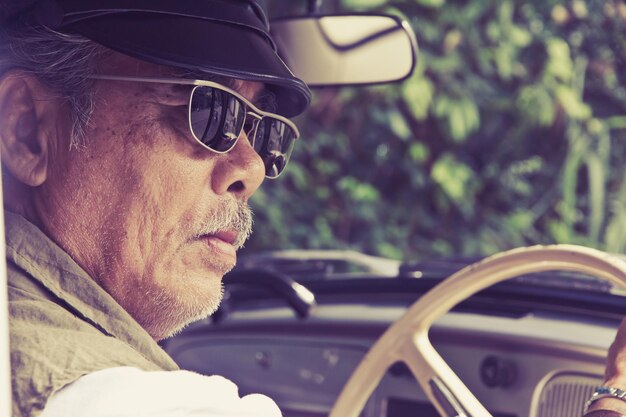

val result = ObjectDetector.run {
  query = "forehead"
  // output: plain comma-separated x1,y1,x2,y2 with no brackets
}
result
99,51,267,103
226,79,265,103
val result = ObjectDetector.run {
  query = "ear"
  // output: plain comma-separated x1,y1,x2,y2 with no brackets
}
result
0,72,59,187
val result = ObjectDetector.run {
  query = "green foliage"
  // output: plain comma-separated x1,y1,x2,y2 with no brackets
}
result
247,0,626,260
342,0,388,8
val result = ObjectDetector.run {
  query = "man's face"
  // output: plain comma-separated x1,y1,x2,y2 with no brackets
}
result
40,53,267,340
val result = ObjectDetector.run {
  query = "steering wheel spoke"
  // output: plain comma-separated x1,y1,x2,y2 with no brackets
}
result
404,335,492,417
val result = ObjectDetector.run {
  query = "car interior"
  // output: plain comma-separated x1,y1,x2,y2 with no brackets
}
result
162,247,626,417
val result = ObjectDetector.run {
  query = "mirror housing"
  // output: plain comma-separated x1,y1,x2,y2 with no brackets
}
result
271,14,418,87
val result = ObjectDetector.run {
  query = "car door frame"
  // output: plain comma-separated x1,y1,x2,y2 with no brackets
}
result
1,181,12,415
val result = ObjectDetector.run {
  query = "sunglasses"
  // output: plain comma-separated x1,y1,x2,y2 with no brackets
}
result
90,75,300,179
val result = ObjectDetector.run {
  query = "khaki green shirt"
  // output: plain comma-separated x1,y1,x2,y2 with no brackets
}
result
7,212,178,417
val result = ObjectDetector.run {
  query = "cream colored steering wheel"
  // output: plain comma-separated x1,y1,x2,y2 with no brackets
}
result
329,245,626,417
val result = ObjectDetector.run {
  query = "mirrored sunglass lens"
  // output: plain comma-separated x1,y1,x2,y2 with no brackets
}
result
190,86,246,152
253,117,297,178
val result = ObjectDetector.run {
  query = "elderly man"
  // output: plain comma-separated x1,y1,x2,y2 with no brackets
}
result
3,1,626,417
1,1,310,416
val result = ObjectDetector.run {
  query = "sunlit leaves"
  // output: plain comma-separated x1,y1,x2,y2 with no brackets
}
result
501,157,545,196
338,177,380,203
341,0,388,9
506,211,535,231
546,38,574,81
556,86,592,119
402,76,434,120
409,143,429,163
431,153,476,206
605,174,626,253
517,85,555,126
485,1,533,79
586,153,606,242
387,109,412,140
443,30,462,53
433,96,480,142
249,0,626,260
414,0,445,8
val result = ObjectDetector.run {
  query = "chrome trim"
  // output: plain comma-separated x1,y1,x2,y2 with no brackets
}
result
430,377,469,417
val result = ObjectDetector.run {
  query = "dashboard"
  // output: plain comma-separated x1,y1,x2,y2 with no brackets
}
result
164,303,616,417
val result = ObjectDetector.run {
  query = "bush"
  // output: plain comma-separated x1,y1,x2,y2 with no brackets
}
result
247,0,626,260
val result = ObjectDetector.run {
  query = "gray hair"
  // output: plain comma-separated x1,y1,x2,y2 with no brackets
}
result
0,22,108,147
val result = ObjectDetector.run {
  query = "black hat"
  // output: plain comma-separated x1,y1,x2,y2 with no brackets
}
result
0,0,311,117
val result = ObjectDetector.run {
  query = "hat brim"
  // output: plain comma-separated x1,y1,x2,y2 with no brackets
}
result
69,14,311,118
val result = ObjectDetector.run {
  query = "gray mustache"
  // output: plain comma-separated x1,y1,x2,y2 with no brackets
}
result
193,199,254,249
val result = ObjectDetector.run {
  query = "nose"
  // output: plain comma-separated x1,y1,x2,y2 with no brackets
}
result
210,131,265,199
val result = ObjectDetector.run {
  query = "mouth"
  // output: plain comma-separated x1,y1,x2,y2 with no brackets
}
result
194,230,240,266
209,230,239,247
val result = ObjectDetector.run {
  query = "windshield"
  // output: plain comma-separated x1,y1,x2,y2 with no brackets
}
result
245,0,626,270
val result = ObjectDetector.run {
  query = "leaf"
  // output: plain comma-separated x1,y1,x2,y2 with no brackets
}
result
431,153,475,203
548,221,571,244
402,76,434,121
341,0,388,9
415,0,445,8
495,44,514,79
377,242,404,260
556,86,592,119
448,105,467,142
432,239,454,256
460,99,480,135
506,211,534,231
517,85,556,126
586,154,605,243
428,54,464,72
560,149,584,226
338,177,380,203
438,98,480,142
287,163,309,190
498,0,514,22
433,95,451,117
605,172,626,253
546,38,573,81
606,116,626,130
444,30,463,53
387,109,411,140
510,26,532,47
409,143,429,163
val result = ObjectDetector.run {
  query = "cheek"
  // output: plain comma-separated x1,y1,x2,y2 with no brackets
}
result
120,131,217,266
84,91,221,269
104,104,206,213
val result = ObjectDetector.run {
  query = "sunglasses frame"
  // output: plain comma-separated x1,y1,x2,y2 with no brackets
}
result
90,75,300,178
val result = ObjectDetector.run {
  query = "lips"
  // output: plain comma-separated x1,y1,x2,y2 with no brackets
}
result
195,230,239,266
210,230,239,246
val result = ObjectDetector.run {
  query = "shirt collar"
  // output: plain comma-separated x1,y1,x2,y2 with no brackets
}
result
4,211,178,370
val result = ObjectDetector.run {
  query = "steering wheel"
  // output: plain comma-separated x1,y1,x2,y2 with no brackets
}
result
328,245,626,417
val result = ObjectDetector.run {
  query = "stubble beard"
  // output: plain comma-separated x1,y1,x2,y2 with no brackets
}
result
110,199,254,341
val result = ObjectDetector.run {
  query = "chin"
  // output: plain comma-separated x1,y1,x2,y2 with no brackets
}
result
126,274,225,341
152,303,219,341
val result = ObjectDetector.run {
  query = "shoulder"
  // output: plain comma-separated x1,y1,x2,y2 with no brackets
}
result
40,367,283,417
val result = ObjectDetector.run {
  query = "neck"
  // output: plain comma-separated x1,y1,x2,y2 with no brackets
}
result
2,172,43,229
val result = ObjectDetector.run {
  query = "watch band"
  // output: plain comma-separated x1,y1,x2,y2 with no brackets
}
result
583,410,626,417
585,387,626,414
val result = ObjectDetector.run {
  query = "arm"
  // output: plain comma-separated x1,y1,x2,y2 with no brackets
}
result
585,318,626,417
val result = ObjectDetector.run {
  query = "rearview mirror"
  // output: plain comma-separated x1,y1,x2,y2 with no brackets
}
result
271,14,418,86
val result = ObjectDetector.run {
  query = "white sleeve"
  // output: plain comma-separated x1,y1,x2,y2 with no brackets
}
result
39,366,282,417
